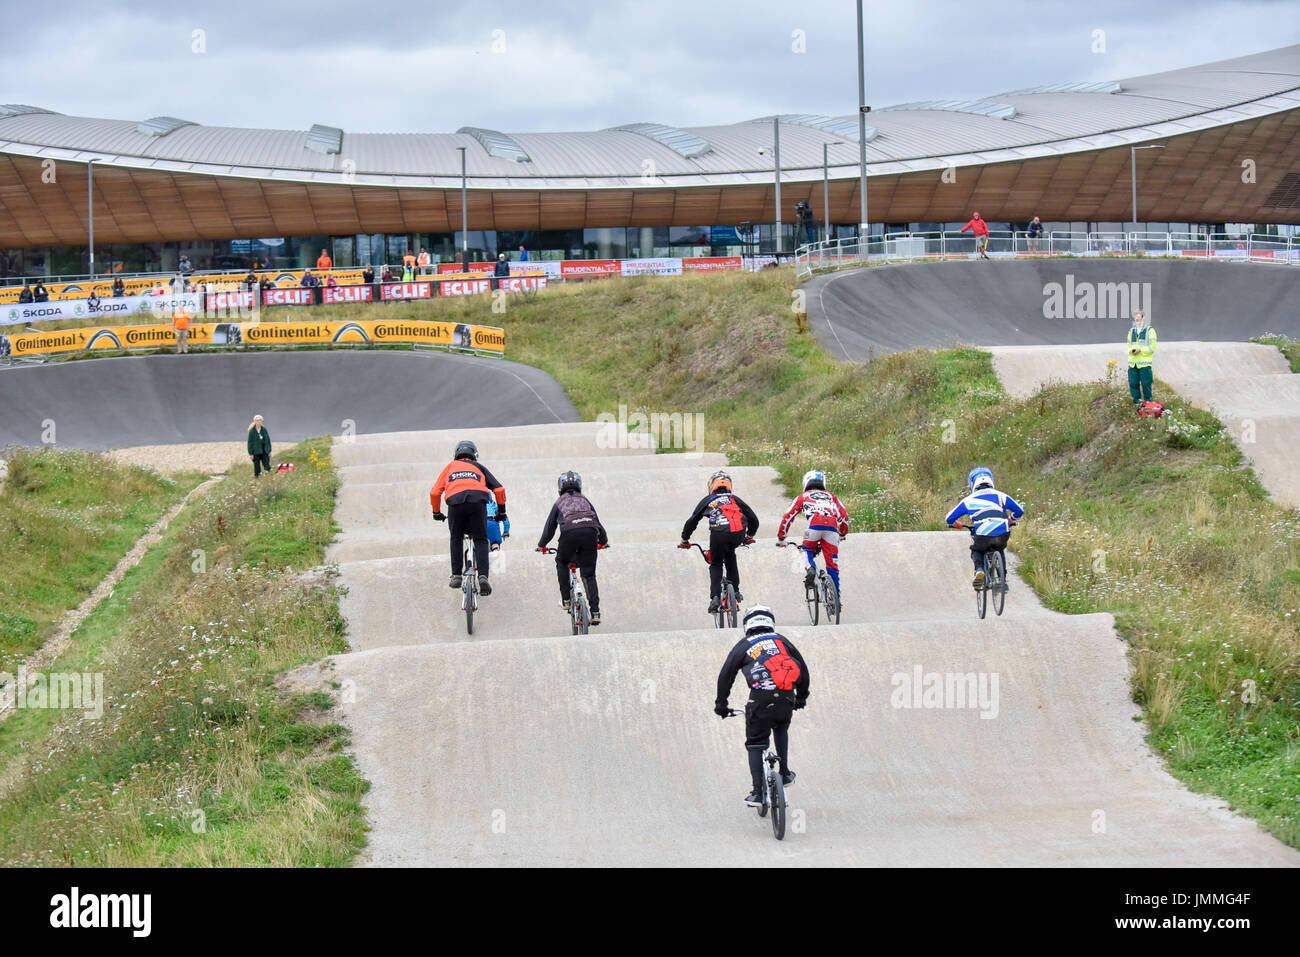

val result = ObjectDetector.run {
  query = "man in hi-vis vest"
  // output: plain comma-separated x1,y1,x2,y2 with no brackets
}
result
1127,309,1157,405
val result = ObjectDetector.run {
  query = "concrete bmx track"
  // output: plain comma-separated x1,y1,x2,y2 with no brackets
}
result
0,350,577,449
807,259,1300,509
316,420,1295,867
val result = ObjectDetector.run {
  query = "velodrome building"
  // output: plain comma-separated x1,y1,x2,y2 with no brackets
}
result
0,44,1297,277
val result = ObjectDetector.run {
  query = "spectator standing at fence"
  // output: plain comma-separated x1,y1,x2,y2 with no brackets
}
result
491,252,510,291
363,263,375,286
417,247,431,275
1026,217,1043,253
301,268,320,289
518,245,529,261
317,248,333,271
87,290,102,314
112,276,125,297
403,250,417,276
18,284,33,303
33,281,48,302
178,254,193,274
1126,309,1157,406
382,264,395,283
960,212,990,259
247,415,272,478
172,305,191,354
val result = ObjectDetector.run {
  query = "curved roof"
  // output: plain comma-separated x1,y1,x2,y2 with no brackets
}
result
0,45,1296,191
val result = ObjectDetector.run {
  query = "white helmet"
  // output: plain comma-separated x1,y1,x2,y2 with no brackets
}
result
743,604,776,635
802,469,826,491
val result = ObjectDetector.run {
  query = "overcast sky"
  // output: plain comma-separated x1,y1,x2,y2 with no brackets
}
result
3,0,1297,133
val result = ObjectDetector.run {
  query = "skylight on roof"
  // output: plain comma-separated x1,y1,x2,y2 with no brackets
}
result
876,100,1018,120
306,124,343,154
608,123,712,158
137,116,196,137
457,127,530,162
1001,80,1123,96
746,114,878,142
0,104,57,119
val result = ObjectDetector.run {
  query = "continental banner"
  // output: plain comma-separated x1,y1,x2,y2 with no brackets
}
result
2,319,505,358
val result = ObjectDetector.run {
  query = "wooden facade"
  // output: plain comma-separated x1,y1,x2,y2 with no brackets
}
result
1,111,1297,249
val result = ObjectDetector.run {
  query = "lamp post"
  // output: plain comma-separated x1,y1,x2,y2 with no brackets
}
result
86,158,99,278
758,117,783,255
1130,144,1165,230
457,145,468,271
856,0,869,240
823,142,843,244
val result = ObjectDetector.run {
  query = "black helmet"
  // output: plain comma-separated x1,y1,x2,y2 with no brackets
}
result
558,470,582,493
454,440,478,461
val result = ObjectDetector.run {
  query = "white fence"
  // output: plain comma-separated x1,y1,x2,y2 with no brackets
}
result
795,231,1300,278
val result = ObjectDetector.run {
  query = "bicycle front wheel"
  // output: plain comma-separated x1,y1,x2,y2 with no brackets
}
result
990,551,1007,617
770,772,786,840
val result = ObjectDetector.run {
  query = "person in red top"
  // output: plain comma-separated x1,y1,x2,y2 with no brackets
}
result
430,439,507,593
777,470,849,601
960,212,990,259
316,248,332,270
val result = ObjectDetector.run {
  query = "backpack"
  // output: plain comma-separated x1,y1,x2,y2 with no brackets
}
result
555,493,598,531
1138,401,1164,418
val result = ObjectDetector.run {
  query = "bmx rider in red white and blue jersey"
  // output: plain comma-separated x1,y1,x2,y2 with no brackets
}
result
777,470,849,600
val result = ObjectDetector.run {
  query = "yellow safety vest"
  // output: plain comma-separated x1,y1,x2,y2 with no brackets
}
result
1127,326,1156,368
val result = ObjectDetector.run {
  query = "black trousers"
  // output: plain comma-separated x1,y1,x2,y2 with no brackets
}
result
555,527,600,612
252,453,270,477
709,529,747,600
448,501,490,577
970,532,1009,571
745,695,794,789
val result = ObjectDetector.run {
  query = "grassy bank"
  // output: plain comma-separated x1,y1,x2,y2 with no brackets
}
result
262,268,1298,846
0,439,366,866
0,448,195,666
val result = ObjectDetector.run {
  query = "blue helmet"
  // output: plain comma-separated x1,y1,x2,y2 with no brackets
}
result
968,466,995,491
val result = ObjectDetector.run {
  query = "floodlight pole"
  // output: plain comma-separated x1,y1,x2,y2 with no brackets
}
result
87,158,99,278
856,0,869,240
458,146,468,271
773,116,782,255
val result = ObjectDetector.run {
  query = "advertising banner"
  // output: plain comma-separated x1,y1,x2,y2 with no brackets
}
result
621,258,683,276
2,318,506,358
4,292,202,325
683,256,743,272
261,287,316,307
379,282,435,302
436,275,547,297
560,259,620,278
323,284,375,304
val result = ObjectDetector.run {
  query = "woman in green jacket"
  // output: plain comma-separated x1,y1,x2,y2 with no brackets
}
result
248,415,272,477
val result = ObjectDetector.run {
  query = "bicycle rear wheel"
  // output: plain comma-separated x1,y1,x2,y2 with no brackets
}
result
975,568,988,619
990,551,1007,616
724,582,738,628
805,581,819,625
574,594,590,635
464,582,476,634
820,572,840,625
770,770,786,840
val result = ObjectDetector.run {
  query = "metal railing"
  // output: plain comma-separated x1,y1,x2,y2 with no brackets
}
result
795,231,1299,278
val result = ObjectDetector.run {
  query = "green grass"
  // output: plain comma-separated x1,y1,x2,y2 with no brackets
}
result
0,448,194,665
1254,335,1300,373
0,440,367,866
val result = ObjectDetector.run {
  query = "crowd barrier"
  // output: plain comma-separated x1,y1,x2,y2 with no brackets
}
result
0,255,767,306
0,317,506,359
